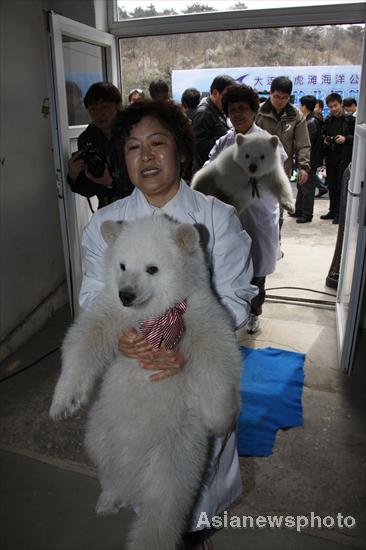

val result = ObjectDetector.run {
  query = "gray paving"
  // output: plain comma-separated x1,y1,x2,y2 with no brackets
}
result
0,449,133,550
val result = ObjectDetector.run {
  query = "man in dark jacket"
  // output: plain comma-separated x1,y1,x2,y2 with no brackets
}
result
293,95,324,223
321,93,355,224
67,82,134,210
191,75,235,173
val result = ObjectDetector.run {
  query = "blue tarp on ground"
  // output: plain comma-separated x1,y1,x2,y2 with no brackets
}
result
238,346,305,457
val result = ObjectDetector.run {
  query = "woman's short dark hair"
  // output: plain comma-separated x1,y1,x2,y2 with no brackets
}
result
113,100,195,176
315,99,324,109
270,76,293,95
221,84,260,116
84,82,122,108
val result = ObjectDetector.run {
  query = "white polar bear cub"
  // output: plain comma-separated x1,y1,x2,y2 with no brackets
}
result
192,132,295,214
49,215,242,550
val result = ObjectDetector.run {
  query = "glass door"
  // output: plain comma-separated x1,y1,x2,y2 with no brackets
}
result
336,35,366,374
45,12,118,316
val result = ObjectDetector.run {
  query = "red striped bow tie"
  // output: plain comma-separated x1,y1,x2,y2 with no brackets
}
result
139,299,188,350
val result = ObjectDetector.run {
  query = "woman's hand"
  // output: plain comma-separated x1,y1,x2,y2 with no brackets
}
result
118,329,186,381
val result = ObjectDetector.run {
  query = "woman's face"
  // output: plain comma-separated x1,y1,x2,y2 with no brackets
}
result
124,115,183,207
228,102,256,135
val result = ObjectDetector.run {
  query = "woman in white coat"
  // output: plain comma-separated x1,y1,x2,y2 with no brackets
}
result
207,84,288,335
79,100,257,549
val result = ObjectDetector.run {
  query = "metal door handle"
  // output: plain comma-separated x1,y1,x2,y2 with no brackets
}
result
347,188,361,197
347,180,363,198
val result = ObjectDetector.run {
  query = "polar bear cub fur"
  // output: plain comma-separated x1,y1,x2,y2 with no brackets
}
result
49,215,242,550
192,132,295,214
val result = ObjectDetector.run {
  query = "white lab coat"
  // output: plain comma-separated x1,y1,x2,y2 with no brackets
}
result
208,124,288,277
79,180,257,529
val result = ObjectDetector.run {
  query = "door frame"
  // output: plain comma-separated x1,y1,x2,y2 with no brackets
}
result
337,122,366,373
45,11,118,316
336,22,366,374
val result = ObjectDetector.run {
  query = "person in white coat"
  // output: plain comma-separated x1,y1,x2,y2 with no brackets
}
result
79,99,257,549
207,84,288,335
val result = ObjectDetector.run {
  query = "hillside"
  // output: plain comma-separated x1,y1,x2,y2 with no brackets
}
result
119,24,364,101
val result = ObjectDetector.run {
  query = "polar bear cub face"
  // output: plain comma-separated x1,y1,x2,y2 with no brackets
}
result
100,216,203,315
232,133,280,178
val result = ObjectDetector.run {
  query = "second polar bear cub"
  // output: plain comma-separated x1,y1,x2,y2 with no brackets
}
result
192,132,295,214
49,215,242,550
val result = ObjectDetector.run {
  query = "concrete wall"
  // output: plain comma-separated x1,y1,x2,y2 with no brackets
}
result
48,0,96,26
0,0,99,360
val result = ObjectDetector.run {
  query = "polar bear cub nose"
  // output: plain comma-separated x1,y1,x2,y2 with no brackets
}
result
248,163,257,173
119,289,136,307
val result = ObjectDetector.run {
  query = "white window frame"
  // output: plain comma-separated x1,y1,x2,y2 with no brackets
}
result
108,2,365,37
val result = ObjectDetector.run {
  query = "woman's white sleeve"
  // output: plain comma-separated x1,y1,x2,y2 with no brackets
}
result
210,203,258,329
79,217,107,310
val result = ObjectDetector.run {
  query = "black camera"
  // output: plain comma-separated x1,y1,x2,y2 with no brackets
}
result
326,136,337,145
79,144,106,178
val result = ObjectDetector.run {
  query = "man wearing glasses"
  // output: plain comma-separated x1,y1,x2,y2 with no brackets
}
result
256,76,311,227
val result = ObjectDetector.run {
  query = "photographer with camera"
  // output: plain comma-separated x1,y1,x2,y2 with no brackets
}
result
320,92,355,224
67,82,134,210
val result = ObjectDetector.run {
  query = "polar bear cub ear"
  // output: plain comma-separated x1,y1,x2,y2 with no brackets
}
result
235,133,246,146
270,135,279,149
101,220,124,245
174,224,200,254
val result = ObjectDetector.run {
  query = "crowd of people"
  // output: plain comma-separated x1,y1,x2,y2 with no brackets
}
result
64,75,356,550
67,75,356,317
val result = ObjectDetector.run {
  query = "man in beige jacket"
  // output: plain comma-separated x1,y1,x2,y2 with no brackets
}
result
256,76,311,228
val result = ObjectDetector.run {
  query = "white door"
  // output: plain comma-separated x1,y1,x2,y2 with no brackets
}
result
45,12,118,316
336,35,366,374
